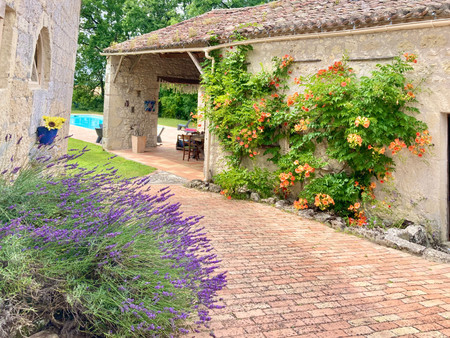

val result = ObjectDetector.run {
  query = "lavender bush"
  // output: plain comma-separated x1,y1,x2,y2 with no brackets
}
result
0,137,226,337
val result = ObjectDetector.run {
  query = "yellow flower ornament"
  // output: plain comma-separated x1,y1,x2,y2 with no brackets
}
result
43,116,66,130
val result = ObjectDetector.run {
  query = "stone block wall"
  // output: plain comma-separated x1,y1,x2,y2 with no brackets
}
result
103,54,200,150
206,25,450,238
0,0,81,169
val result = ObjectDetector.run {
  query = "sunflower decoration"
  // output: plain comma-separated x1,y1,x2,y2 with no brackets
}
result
43,116,66,130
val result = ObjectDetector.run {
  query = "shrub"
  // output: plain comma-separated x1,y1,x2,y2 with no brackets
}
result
299,173,361,215
0,140,226,337
289,55,428,186
213,167,276,199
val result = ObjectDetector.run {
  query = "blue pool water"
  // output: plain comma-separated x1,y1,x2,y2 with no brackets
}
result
70,114,103,130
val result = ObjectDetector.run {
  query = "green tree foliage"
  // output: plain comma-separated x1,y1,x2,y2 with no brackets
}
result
76,0,127,106
75,0,181,110
186,0,271,17
158,88,198,120
75,0,270,111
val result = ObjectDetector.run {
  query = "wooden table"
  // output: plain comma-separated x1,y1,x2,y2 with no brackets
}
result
191,134,205,160
178,133,205,160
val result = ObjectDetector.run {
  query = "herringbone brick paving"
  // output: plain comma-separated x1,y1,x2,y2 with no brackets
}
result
161,185,450,338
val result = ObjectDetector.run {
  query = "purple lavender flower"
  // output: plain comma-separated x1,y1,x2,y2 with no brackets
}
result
0,140,226,336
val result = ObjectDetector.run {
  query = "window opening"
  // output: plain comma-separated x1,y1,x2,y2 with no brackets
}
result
31,35,42,83
30,27,50,88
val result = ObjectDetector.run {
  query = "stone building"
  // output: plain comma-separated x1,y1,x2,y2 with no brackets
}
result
102,0,450,238
0,0,81,167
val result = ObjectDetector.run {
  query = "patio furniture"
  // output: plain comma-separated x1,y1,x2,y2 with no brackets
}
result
176,134,184,150
95,127,103,143
182,134,200,161
191,133,205,160
177,119,192,131
157,126,165,143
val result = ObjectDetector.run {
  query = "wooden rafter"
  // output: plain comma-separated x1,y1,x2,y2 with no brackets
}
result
188,52,203,74
113,56,124,83
157,76,200,85
159,52,204,59
348,56,395,61
129,55,143,72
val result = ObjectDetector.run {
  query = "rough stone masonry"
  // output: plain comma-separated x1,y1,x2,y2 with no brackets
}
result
0,0,81,168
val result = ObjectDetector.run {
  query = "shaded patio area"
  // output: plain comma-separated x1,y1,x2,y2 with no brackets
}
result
111,143,204,181
69,124,204,181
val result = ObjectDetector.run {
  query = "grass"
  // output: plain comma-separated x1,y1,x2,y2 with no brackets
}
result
67,138,155,178
157,117,189,128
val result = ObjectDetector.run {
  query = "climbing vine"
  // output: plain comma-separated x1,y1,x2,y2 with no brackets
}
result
201,45,293,165
201,46,432,226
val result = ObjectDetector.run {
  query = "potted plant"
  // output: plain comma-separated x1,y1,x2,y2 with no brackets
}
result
131,126,146,153
36,116,66,145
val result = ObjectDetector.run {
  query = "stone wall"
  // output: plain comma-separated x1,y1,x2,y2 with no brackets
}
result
103,54,200,150
0,0,81,169
206,25,450,238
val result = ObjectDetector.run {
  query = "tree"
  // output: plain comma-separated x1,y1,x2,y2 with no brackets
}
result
74,0,180,110
186,0,271,17
74,0,270,111
75,1,125,109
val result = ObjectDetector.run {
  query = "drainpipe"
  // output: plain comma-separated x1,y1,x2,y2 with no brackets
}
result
203,49,215,181
204,49,215,73
205,19,450,52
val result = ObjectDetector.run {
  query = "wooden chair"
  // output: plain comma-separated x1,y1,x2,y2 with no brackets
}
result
182,134,199,161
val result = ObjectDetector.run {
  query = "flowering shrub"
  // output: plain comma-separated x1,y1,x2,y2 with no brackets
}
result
348,202,368,227
314,193,335,211
298,173,361,215
290,55,430,184
203,47,431,225
201,46,292,164
287,54,431,215
0,139,225,337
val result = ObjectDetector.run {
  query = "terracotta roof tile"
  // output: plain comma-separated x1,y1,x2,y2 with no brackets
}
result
104,0,450,53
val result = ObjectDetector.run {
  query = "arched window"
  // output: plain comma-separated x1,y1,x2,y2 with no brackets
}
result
30,27,50,87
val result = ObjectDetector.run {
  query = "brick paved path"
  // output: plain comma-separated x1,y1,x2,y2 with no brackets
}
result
162,185,450,338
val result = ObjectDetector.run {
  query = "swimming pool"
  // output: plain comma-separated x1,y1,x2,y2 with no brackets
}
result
70,114,103,130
